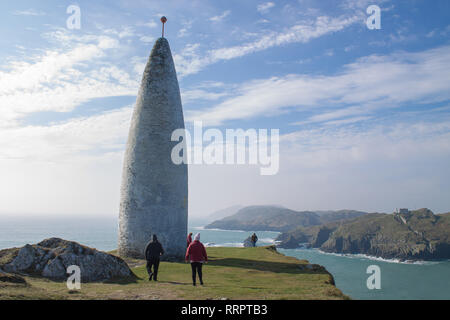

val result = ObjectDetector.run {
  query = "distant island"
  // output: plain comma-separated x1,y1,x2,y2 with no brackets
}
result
277,208,450,261
204,205,367,232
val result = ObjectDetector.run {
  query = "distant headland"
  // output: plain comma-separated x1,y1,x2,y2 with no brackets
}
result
205,206,450,261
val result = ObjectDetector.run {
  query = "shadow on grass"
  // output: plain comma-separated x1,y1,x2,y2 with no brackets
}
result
22,273,140,285
159,281,192,286
102,275,139,285
208,258,328,275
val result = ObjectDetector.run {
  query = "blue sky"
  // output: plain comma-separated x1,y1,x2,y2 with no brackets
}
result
0,0,449,217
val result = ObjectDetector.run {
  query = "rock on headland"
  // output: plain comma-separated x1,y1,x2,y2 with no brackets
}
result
243,236,254,247
0,238,133,282
0,268,27,285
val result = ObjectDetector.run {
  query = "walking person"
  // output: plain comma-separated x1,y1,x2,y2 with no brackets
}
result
251,233,258,247
186,232,193,248
144,234,164,281
185,233,207,286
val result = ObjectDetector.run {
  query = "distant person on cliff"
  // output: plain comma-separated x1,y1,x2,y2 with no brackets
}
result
185,233,208,286
144,234,164,281
251,233,258,247
186,232,193,248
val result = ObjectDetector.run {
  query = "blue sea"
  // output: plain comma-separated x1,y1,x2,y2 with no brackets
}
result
0,215,449,300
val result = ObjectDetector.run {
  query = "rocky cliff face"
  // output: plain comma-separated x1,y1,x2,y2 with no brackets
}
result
0,238,134,282
320,210,450,260
277,224,340,249
278,209,450,261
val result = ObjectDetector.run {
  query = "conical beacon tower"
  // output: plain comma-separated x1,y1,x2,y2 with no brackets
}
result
118,37,188,260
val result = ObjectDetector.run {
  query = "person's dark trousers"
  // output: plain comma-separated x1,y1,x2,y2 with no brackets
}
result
146,258,160,281
190,262,203,285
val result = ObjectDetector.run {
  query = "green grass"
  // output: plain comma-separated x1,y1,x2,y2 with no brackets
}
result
0,246,348,300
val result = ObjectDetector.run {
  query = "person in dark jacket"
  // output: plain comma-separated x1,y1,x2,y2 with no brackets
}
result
251,233,258,247
186,232,193,248
144,234,164,281
185,233,207,286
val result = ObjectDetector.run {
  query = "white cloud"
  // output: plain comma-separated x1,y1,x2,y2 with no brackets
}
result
13,9,46,16
340,0,389,10
0,106,132,162
282,120,450,169
181,81,232,103
104,26,136,39
257,2,275,14
0,105,133,216
178,20,193,38
187,45,450,125
175,14,359,78
209,10,231,22
322,116,372,126
0,30,138,128
257,18,270,24
1,52,449,217
181,89,230,104
293,106,369,125
2,101,449,216
324,48,334,56
143,20,158,28
140,35,156,43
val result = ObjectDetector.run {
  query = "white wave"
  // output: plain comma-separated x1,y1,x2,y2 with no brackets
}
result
200,228,247,233
198,227,281,234
316,249,442,265
258,237,276,244
205,242,244,248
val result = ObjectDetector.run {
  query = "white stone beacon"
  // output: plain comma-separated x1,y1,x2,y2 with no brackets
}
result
118,33,188,260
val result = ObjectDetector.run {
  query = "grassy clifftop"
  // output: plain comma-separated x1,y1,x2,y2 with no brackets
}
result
0,246,347,300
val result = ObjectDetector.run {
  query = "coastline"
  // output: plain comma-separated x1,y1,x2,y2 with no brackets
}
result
279,247,450,300
2,218,450,299
316,249,448,265
199,226,449,264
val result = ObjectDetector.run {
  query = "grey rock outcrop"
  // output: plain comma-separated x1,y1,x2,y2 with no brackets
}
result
0,269,27,284
243,237,253,247
118,37,188,260
0,238,133,282
277,235,301,249
243,236,258,247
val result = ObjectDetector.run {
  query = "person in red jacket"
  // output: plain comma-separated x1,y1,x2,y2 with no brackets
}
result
186,232,193,248
185,233,207,286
